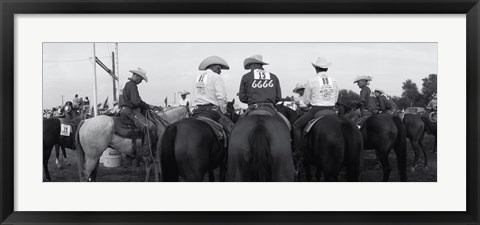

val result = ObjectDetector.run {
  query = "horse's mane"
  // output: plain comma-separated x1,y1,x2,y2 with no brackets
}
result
147,110,171,128
148,106,189,127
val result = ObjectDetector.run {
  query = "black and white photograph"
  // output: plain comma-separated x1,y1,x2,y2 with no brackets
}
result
43,42,437,182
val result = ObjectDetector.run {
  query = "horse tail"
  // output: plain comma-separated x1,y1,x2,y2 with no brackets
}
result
160,124,178,181
248,120,273,182
341,119,362,181
75,120,86,181
393,116,408,181
421,116,436,136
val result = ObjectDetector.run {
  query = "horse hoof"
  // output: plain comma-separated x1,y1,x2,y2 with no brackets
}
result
57,164,63,170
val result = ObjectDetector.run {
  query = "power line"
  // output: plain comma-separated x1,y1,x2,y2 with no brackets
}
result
43,56,110,63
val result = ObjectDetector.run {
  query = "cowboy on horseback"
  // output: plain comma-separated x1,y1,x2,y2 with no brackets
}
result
239,54,286,119
193,56,235,136
292,57,339,152
178,90,191,107
374,88,397,115
118,67,160,158
353,75,379,127
292,83,310,114
72,94,80,110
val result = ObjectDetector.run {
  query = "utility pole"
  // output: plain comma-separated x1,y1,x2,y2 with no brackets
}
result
115,43,120,100
92,43,98,117
61,95,64,105
111,51,117,102
95,50,118,103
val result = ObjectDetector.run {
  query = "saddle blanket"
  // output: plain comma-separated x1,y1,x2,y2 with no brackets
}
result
196,116,228,148
303,116,326,135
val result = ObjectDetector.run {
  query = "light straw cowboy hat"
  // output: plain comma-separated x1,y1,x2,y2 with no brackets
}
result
292,83,306,93
179,90,190,95
353,75,373,83
374,88,385,95
198,56,230,70
129,67,148,82
243,54,269,69
312,57,332,69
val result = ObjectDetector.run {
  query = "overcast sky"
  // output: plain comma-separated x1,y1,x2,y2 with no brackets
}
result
43,42,437,109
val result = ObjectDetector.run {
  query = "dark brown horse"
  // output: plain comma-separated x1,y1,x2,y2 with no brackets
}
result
362,113,407,182
43,117,79,181
302,115,363,181
227,114,295,181
160,118,226,181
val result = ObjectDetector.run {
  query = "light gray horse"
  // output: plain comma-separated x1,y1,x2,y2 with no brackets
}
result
76,106,189,182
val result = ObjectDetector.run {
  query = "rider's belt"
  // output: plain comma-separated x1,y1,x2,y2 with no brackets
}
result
194,104,219,111
248,102,275,109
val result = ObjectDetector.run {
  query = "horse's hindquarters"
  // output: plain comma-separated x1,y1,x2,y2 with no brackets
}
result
228,115,294,182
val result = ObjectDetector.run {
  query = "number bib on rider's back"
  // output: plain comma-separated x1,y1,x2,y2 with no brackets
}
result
252,69,274,89
195,72,208,94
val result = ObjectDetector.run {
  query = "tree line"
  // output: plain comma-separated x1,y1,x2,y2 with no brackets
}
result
338,74,437,110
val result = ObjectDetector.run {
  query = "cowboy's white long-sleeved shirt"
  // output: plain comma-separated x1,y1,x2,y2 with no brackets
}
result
304,71,339,107
178,98,190,106
293,94,308,109
194,69,227,113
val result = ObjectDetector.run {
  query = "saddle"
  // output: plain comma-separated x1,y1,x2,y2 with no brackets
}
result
192,105,221,121
195,116,228,148
112,116,142,139
303,109,336,135
242,105,292,130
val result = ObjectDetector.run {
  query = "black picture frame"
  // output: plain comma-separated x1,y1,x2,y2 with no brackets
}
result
1,0,479,224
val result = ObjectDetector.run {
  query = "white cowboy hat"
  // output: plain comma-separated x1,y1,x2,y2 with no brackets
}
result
353,75,373,83
312,57,332,69
179,90,190,95
292,83,305,93
243,54,269,69
129,67,148,82
198,56,230,70
374,88,385,95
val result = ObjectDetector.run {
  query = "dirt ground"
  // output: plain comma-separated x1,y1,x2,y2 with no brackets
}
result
45,134,437,182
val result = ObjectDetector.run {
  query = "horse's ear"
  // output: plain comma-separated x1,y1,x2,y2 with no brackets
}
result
232,98,235,104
